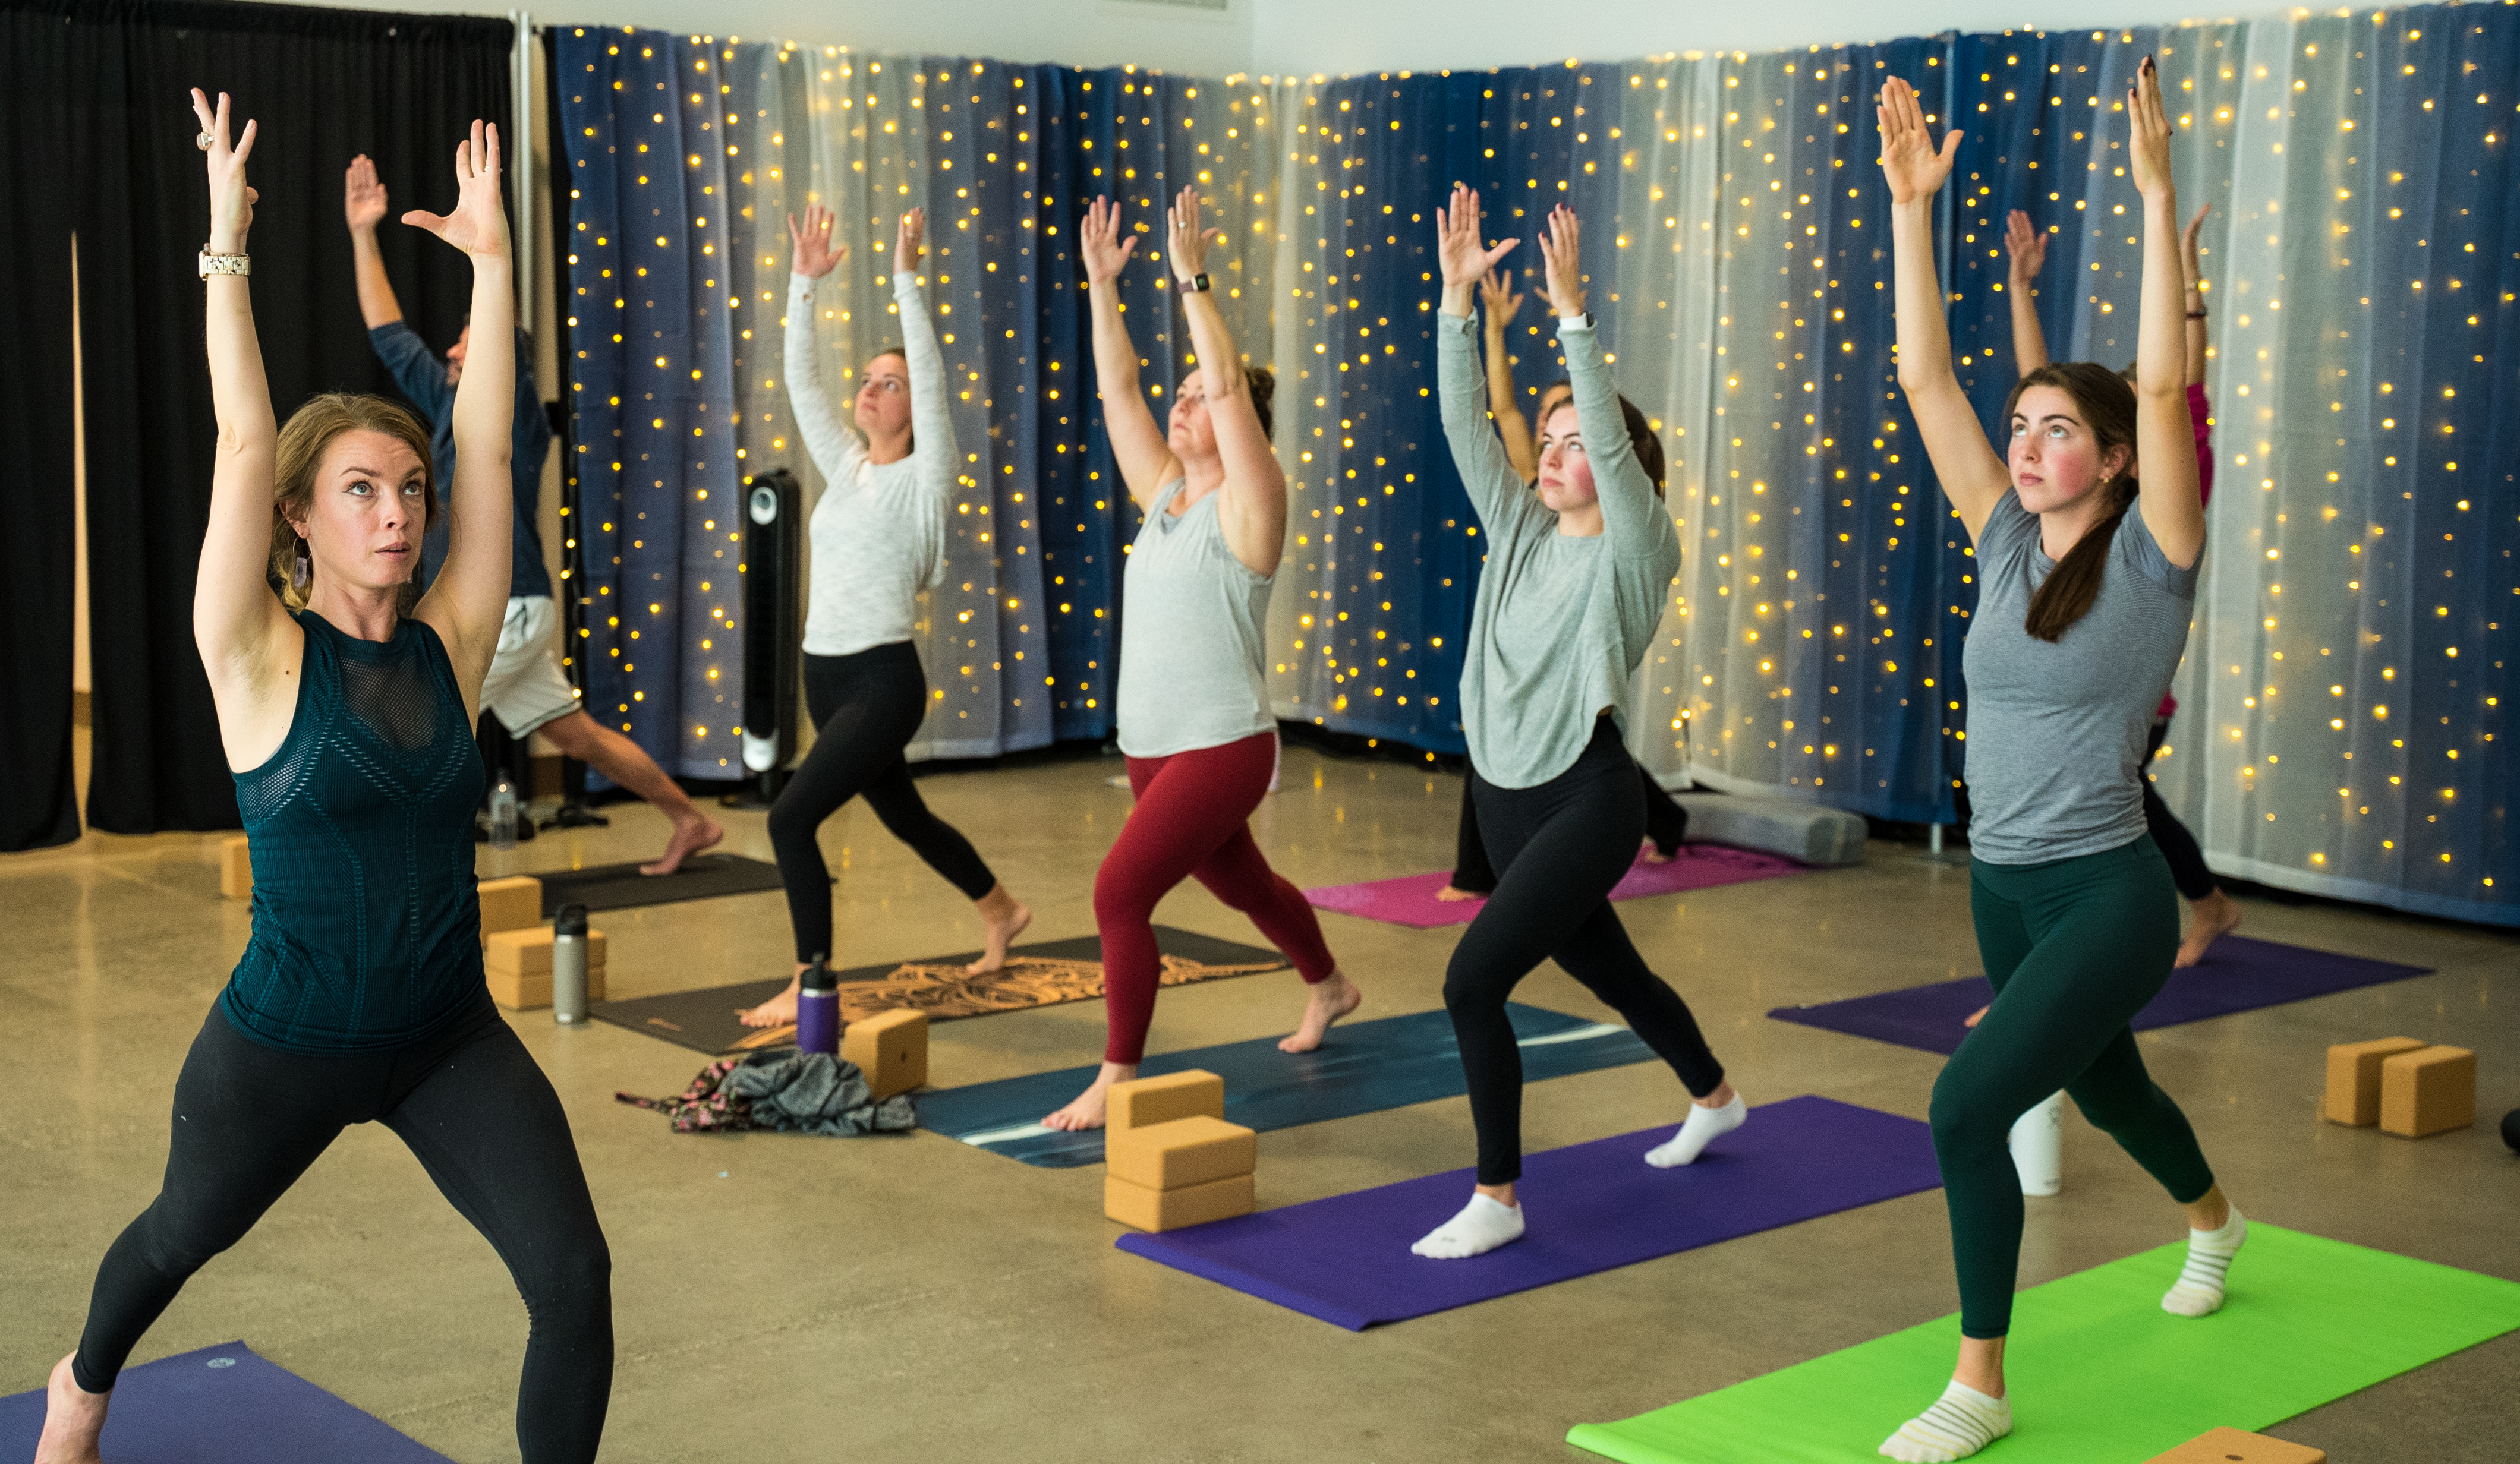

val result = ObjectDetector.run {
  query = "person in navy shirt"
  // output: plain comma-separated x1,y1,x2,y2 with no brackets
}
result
346,153,719,872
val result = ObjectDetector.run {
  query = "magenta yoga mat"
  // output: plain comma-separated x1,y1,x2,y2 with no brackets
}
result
1305,844,1809,929
1116,1096,1941,1329
0,1343,455,1463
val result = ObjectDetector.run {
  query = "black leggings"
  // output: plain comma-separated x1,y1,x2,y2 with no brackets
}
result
2141,718,2217,901
1450,753,1687,894
75,1003,611,1463
770,642,997,963
1444,720,1725,1184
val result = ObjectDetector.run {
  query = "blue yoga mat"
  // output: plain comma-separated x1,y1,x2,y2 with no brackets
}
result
919,1003,1654,1167
1769,935,2434,1056
1117,1096,1941,1329
0,1342,453,1463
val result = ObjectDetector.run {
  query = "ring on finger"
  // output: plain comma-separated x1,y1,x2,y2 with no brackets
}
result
197,132,215,150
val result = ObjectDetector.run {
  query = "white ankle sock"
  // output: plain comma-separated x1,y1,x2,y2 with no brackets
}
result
2163,1207,2246,1317
1646,1094,1747,1168
1879,1379,2012,1462
1410,1193,1524,1259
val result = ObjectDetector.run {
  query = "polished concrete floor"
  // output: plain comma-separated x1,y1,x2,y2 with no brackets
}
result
4,742,2515,1462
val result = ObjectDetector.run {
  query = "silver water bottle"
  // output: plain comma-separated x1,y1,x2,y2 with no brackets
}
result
553,903,590,1025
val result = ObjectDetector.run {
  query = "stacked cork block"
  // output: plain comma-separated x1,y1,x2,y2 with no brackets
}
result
2323,1037,2476,1138
842,1009,928,1099
2146,1426,2325,1463
477,875,543,945
220,837,253,900
486,925,607,1011
1102,1069,1256,1233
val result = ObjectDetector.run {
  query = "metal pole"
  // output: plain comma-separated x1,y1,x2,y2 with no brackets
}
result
1929,823,1944,856
511,12,534,327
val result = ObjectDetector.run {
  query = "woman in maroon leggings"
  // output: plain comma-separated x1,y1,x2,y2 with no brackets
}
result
1041,187,1360,1131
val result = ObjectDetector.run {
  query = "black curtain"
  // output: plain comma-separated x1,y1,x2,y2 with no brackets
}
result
0,6,81,850
40,0,513,832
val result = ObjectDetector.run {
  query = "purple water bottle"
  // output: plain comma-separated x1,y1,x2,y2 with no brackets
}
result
795,954,839,1055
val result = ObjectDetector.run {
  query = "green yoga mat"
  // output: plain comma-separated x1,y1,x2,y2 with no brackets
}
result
1568,1225,2520,1463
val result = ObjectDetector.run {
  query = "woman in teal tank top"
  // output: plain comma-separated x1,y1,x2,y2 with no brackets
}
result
37,102,612,1464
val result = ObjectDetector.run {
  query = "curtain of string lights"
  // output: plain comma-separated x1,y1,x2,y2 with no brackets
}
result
556,5,2512,926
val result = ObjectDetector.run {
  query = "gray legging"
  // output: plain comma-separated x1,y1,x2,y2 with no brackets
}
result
75,1001,612,1463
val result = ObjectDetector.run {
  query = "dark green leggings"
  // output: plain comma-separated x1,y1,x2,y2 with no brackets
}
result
1935,835,2216,1339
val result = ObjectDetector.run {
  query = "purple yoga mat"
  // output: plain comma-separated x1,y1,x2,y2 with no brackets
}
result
1305,843,1807,929
1769,934,2436,1056
1115,1095,1938,1329
0,1342,455,1463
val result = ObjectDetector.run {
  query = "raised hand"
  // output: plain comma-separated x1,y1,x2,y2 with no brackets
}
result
1876,76,1959,206
2127,55,2174,200
1537,204,1585,317
1434,184,1517,289
2004,209,2047,285
786,204,844,279
190,89,259,251
400,119,508,260
344,154,388,234
1479,267,1524,328
2182,199,2212,278
1079,195,1138,285
1166,184,1221,285
894,207,925,277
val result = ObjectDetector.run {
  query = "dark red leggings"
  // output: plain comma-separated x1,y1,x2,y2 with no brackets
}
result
1096,731,1338,1064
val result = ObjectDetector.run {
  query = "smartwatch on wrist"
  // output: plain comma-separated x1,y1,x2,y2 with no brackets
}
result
1182,272,1211,294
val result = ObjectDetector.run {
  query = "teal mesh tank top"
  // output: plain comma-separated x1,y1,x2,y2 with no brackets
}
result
221,611,490,1051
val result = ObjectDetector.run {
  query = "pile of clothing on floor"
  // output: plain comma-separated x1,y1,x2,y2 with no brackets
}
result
617,1051,916,1135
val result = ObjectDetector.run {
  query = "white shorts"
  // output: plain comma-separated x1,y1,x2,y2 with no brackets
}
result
480,595,582,739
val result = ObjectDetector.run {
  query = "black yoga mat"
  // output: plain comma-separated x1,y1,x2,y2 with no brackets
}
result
589,926,1290,1055
529,853,788,916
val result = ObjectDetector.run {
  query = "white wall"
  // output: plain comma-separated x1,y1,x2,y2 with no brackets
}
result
268,0,1256,77
1248,2,2250,78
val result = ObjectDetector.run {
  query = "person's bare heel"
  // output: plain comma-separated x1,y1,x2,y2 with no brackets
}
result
966,887,1033,975
640,810,724,876
1279,969,1362,1053
738,972,804,1028
36,1353,109,1464
2174,891,2242,967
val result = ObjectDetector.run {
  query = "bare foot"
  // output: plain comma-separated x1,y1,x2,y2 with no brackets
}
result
640,811,725,876
1640,848,1673,865
2175,890,2243,968
965,888,1033,975
738,973,802,1028
1434,884,1485,903
1042,1061,1136,1131
36,1353,108,1464
1279,969,1363,1053
1964,1004,1989,1028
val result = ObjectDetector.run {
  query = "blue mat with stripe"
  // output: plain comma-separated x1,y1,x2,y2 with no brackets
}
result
918,1003,1655,1168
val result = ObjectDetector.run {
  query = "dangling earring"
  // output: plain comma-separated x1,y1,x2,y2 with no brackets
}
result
292,538,311,592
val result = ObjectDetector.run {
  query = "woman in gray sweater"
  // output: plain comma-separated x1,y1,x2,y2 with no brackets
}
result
1412,190,1742,1261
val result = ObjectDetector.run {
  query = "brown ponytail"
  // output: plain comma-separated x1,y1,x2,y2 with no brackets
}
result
2004,363,2138,642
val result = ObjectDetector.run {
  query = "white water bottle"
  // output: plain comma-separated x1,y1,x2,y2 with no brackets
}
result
2009,1091,2064,1197
489,772,519,851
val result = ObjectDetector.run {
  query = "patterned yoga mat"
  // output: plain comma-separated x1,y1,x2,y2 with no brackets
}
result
588,926,1290,1055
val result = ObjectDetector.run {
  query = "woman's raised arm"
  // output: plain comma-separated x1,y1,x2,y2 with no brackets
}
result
1479,268,1536,481
780,204,867,487
1167,186,1281,576
406,121,515,710
2126,58,2204,568
1879,77,2009,545
1081,196,1179,511
188,89,293,733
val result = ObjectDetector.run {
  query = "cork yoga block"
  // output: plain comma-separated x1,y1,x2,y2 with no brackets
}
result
2379,1045,2476,1139
841,1008,929,1099
1103,1171,1254,1233
220,837,253,901
2323,1037,2429,1127
485,926,608,976
476,876,543,941
1108,1069,1224,1133
1107,1116,1256,1192
2144,1425,2326,1463
487,960,606,1012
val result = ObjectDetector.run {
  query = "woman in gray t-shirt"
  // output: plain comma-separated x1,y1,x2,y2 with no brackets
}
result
1871,61,2243,1464
1038,187,1359,1134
